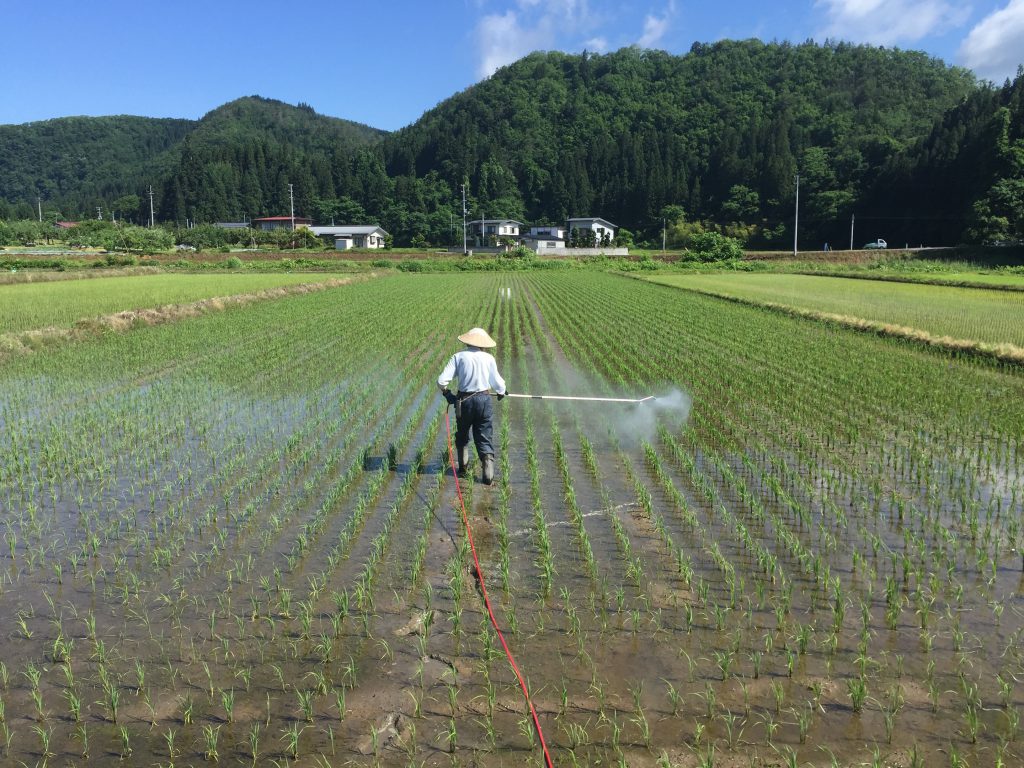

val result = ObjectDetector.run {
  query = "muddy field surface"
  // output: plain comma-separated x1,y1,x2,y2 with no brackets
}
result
0,272,1021,766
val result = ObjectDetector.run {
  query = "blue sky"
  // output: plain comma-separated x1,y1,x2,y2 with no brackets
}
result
1,0,1021,130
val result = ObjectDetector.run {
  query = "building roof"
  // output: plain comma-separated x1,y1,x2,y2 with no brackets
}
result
252,216,313,222
568,217,617,229
472,219,524,226
309,225,389,237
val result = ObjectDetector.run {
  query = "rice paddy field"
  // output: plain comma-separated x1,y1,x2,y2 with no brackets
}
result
0,270,1022,767
0,273,344,334
647,273,1024,347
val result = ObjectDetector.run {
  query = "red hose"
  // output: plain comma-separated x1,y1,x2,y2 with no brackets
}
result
444,408,554,768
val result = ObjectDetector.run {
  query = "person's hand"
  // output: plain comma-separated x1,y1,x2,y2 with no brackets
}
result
496,392,505,401
443,390,457,405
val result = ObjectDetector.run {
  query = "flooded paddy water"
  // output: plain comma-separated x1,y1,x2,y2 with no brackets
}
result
0,271,1021,766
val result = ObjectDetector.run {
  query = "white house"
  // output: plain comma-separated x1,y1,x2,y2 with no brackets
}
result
469,219,523,246
308,225,389,250
521,234,565,252
567,217,617,246
527,224,566,240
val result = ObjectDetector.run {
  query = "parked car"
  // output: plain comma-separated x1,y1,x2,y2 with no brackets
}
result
863,239,887,249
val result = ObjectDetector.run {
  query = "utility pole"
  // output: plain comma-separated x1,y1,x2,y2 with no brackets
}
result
461,183,468,255
96,207,102,221
849,213,855,250
793,174,800,256
148,186,156,228
288,183,295,231
37,197,42,222
662,218,666,255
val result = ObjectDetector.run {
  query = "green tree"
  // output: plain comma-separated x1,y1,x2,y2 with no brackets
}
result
686,231,743,261
112,195,142,222
721,185,760,221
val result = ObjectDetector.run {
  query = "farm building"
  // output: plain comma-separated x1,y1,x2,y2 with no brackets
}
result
528,224,567,240
567,217,617,246
308,225,389,250
251,216,313,231
469,219,523,246
521,224,567,252
521,235,565,251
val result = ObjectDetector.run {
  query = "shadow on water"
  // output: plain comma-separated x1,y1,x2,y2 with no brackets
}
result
361,453,446,476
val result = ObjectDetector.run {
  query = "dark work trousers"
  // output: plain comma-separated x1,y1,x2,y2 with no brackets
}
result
455,392,494,459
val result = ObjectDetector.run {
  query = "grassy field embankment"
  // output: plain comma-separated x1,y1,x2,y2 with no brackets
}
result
647,272,1024,363
0,272,351,334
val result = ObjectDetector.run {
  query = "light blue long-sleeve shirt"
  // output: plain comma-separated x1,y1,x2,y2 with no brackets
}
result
438,347,506,394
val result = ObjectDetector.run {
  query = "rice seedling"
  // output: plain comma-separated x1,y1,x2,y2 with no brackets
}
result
202,724,221,762
664,679,682,716
848,676,869,714
791,701,815,744
221,687,235,723
281,723,304,760
297,689,315,723
118,724,132,759
247,723,261,765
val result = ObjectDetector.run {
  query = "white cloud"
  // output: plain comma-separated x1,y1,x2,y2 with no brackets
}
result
473,0,684,76
476,11,540,77
638,14,670,47
815,0,970,45
475,1,590,77
959,0,1024,81
637,1,677,48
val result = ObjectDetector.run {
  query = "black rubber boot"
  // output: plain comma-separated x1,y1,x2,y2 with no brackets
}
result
457,446,470,477
482,454,495,485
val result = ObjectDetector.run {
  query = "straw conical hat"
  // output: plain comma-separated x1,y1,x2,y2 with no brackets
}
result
458,327,496,348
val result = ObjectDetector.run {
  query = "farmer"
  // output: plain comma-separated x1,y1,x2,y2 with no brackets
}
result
438,327,507,484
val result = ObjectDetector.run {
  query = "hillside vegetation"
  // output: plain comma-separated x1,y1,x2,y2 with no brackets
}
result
384,41,977,246
2,42,1022,248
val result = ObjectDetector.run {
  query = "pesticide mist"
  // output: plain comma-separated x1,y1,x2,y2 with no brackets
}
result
520,358,691,445
611,388,692,445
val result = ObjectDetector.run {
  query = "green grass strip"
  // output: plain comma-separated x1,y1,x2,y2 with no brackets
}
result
649,273,1024,347
645,274,1024,366
0,272,348,334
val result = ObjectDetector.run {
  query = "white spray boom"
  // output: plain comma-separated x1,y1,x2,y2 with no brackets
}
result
494,393,656,404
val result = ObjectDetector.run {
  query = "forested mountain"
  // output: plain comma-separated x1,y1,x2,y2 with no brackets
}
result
866,73,1024,246
159,97,387,224
0,97,386,226
382,40,979,247
0,115,192,219
3,42,1018,247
